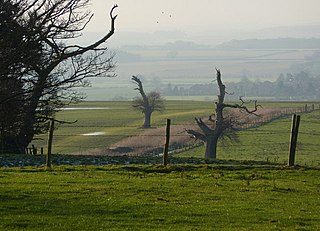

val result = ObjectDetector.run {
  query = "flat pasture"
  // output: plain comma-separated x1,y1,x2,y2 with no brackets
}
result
33,101,214,154
31,101,320,167
0,165,319,230
84,49,317,100
1,101,320,230
177,109,320,167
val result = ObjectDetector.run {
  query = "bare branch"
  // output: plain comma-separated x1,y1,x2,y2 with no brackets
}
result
54,118,78,124
186,129,206,142
62,4,118,58
208,114,215,123
195,118,213,135
224,97,262,116
131,75,148,101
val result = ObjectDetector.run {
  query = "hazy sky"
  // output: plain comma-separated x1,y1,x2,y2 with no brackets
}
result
86,0,320,33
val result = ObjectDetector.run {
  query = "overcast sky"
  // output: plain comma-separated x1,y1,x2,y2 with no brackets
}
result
86,0,320,33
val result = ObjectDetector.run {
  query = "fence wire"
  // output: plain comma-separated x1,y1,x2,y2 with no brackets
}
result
23,106,319,166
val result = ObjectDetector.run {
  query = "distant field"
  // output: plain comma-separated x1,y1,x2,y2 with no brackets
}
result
32,101,320,167
33,101,215,154
82,49,318,100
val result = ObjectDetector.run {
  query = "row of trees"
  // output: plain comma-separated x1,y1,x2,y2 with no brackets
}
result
0,0,118,153
161,71,320,99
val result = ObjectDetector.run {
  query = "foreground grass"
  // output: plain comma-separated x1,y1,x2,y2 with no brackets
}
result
1,164,319,230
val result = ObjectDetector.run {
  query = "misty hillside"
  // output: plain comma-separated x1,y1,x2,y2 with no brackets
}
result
216,38,320,50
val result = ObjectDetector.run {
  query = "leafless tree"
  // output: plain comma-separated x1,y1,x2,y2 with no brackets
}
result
131,76,165,128
186,69,261,159
0,0,118,153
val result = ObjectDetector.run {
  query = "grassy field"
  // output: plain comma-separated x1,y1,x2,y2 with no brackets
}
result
1,101,320,230
33,101,216,154
84,49,317,100
32,101,320,164
0,164,319,230
176,108,320,167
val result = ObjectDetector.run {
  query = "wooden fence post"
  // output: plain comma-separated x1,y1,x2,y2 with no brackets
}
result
47,119,55,168
32,144,36,155
163,119,171,166
288,114,301,166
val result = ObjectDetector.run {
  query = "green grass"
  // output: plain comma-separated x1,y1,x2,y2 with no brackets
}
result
177,109,320,167
32,101,320,158
33,101,215,154
0,164,319,230
2,101,320,230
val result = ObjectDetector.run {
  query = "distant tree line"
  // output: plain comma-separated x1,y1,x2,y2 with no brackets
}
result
216,38,320,50
161,72,320,100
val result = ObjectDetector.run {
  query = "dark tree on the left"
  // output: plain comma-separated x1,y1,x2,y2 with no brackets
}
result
0,0,118,154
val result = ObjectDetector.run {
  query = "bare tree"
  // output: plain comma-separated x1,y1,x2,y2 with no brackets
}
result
0,0,118,153
187,69,261,159
131,76,165,128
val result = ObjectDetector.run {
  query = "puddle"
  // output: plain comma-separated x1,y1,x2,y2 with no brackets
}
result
62,107,114,110
81,132,106,136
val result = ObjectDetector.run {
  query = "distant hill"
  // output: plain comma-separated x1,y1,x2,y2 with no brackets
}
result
216,38,320,50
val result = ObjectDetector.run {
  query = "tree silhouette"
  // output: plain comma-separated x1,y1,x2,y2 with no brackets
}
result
131,76,165,128
0,0,118,153
187,69,261,159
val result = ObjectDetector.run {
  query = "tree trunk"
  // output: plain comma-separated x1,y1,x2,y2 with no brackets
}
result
143,110,152,128
15,73,48,153
16,112,36,153
205,135,218,159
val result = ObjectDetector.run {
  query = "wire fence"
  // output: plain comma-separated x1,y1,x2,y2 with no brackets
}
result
24,104,320,166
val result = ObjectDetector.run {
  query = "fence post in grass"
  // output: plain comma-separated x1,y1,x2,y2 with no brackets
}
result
163,119,171,166
47,118,55,168
288,114,301,166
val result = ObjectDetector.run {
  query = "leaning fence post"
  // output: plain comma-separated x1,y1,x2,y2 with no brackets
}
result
47,119,55,168
163,119,171,166
288,114,301,166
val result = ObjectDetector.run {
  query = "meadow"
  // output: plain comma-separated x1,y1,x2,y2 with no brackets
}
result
0,164,319,230
1,101,320,230
29,100,320,166
33,100,215,154
83,49,316,100
177,108,320,167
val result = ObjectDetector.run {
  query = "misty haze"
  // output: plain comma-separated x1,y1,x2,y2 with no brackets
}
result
2,1,320,230
79,1,320,100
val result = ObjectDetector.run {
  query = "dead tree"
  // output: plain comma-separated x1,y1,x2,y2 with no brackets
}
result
187,69,261,159
131,76,165,128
